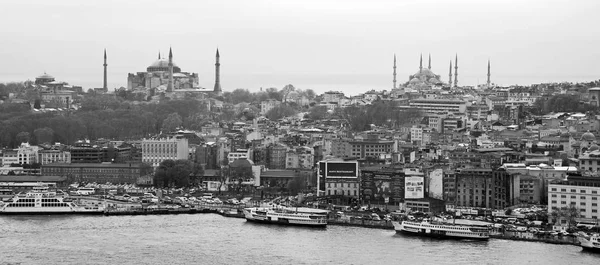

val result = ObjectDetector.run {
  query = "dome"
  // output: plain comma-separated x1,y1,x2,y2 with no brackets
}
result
415,68,435,77
428,78,441,84
409,77,421,84
147,58,181,73
581,131,595,141
589,144,600,152
36,73,54,79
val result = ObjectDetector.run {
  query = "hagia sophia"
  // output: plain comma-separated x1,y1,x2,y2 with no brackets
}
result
105,48,222,96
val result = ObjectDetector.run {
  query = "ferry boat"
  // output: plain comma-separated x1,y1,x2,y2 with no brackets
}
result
0,185,104,215
392,219,490,240
578,233,600,253
243,206,328,227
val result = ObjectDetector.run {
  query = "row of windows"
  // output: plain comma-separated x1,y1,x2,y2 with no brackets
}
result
552,188,598,194
327,190,358,196
552,194,599,200
327,183,358,188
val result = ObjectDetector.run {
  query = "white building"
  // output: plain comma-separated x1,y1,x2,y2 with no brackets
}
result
410,126,423,143
285,147,314,169
260,99,280,115
227,149,250,164
38,150,71,165
548,179,600,220
141,137,189,167
409,99,467,115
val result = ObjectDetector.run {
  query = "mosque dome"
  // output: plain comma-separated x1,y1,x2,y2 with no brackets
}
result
428,77,441,84
409,77,421,84
36,73,54,79
147,58,181,73
581,131,595,141
589,144,600,152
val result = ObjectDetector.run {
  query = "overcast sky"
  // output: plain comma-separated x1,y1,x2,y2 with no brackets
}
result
0,0,599,94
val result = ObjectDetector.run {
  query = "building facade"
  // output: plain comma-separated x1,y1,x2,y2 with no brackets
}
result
42,163,152,184
548,174,600,220
141,137,189,167
38,150,72,165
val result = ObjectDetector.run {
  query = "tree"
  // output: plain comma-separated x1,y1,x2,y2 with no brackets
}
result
265,87,283,101
550,205,581,227
306,105,329,120
230,88,253,104
34,99,42,109
190,162,205,186
33,127,54,144
265,104,297,121
161,112,183,132
287,176,306,195
16,131,30,144
153,159,197,188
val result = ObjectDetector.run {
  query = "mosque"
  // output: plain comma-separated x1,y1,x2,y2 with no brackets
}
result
392,53,490,90
127,48,198,91
113,48,222,96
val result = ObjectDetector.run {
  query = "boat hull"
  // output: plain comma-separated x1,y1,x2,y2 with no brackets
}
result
396,228,489,240
245,217,327,227
581,246,600,253
393,221,490,241
0,210,104,215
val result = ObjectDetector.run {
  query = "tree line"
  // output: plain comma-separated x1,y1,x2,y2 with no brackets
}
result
0,94,209,148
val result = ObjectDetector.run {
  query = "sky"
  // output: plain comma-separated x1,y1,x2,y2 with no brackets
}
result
0,0,599,95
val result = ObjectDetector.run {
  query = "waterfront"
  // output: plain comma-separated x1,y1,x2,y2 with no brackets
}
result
1,215,598,265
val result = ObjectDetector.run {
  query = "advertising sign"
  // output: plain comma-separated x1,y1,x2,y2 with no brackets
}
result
405,176,424,199
361,170,405,204
325,162,358,178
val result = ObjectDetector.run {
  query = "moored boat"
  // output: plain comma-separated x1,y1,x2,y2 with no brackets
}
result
578,233,600,253
393,219,490,240
0,185,104,215
243,206,328,227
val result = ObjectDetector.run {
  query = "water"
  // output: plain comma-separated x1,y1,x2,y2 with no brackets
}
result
0,214,598,265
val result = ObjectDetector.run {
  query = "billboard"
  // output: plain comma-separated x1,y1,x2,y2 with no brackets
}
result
360,170,405,204
325,161,358,178
405,176,424,199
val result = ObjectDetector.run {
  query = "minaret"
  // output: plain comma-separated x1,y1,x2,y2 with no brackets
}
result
393,54,397,89
449,60,453,87
213,48,222,95
103,49,107,91
158,51,161,59
453,53,458,88
419,53,423,73
428,53,431,70
168,47,174,92
487,59,491,88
